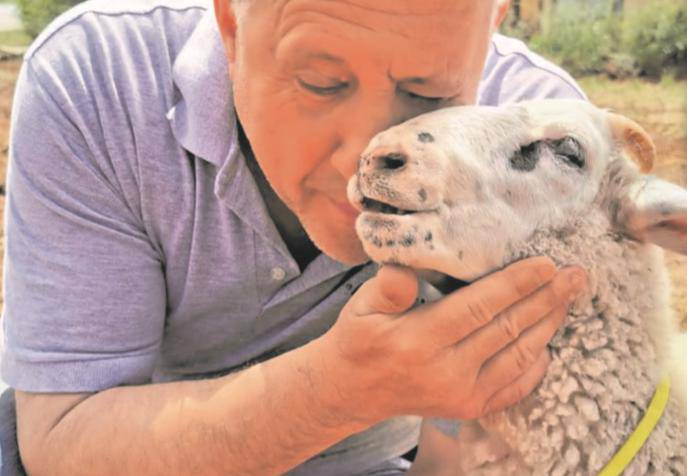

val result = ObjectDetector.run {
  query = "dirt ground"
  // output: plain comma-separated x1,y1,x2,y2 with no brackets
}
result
0,58,684,330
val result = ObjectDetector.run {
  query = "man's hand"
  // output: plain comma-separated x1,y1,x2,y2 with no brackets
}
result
314,256,587,425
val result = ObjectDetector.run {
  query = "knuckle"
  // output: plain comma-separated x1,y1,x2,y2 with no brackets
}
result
458,401,481,420
466,298,494,327
512,383,527,403
391,336,420,362
464,407,480,420
545,281,567,308
476,393,493,419
495,310,521,341
552,272,577,303
511,263,550,298
554,304,569,323
513,341,538,372
512,272,537,299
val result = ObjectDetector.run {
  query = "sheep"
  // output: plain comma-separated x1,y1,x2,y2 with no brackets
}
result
346,99,687,475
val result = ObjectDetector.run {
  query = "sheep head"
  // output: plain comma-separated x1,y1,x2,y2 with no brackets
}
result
347,99,687,281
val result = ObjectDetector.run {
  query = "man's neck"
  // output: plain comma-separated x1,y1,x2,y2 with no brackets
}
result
237,121,321,272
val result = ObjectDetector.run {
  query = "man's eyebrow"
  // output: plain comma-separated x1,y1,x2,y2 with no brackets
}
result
390,74,463,95
390,75,427,85
302,52,346,65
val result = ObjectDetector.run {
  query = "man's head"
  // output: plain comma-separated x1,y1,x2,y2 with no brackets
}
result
214,0,510,264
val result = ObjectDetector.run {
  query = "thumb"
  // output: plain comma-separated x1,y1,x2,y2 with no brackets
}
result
348,265,419,317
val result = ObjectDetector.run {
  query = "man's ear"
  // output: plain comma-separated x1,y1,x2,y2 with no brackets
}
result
491,0,511,31
614,176,687,255
214,0,239,65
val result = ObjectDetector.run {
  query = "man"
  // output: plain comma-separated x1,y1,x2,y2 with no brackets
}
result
0,0,588,474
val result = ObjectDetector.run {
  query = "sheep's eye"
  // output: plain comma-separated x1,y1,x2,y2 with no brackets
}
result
552,137,585,168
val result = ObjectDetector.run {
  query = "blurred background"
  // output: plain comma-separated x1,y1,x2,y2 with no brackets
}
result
0,0,683,328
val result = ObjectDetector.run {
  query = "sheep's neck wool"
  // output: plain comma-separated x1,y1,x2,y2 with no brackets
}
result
599,376,671,476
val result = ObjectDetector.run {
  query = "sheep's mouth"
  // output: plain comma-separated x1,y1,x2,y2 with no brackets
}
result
361,196,419,216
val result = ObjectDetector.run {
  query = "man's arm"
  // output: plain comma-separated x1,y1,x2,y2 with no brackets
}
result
18,259,585,476
17,339,365,476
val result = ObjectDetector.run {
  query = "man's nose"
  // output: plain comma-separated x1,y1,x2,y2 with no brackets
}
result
330,98,417,179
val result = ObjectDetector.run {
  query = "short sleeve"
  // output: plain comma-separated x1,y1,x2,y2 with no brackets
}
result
479,33,588,105
0,58,166,392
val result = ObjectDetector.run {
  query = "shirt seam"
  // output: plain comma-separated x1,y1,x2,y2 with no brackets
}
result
490,36,586,100
26,4,207,61
4,348,160,365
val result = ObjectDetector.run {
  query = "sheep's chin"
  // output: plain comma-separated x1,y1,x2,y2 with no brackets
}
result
356,209,440,266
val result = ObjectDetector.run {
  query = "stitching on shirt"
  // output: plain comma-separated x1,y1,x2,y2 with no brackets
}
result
26,4,207,60
490,36,586,100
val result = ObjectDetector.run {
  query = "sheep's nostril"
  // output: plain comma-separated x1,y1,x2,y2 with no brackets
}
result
377,152,407,171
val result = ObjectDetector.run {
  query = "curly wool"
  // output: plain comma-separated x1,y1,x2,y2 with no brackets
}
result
464,161,687,475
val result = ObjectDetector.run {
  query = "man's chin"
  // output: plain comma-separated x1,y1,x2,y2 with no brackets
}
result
319,240,370,265
305,227,370,265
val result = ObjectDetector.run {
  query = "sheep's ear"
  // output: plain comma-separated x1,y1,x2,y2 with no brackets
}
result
608,113,655,173
616,176,687,255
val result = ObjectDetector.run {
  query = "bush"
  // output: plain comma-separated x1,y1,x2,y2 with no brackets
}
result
506,0,687,79
529,1,620,76
622,2,687,78
16,0,81,38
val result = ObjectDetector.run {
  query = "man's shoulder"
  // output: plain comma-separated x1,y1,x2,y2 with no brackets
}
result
479,33,587,104
19,0,209,127
25,0,207,64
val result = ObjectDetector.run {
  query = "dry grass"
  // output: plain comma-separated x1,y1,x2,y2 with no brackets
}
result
578,75,687,331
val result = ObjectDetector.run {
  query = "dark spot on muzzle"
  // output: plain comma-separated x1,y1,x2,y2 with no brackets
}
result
401,234,416,247
417,132,435,143
418,188,427,202
424,231,433,242
510,141,540,172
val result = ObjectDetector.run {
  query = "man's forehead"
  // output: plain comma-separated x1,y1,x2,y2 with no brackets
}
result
252,0,494,28
304,0,482,15
264,0,495,55
234,0,497,102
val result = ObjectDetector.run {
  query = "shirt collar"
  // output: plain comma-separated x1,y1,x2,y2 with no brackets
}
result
166,7,283,251
166,8,357,277
167,7,234,168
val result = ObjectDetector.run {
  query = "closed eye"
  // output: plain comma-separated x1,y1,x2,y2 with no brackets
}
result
401,89,451,104
552,137,585,168
297,78,348,96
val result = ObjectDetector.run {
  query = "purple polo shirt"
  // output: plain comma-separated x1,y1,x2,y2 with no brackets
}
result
0,0,585,473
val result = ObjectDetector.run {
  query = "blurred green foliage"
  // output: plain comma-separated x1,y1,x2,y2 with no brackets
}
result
16,0,81,38
501,0,687,79
621,2,687,78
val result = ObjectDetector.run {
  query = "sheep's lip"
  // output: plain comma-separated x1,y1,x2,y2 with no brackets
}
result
358,195,437,216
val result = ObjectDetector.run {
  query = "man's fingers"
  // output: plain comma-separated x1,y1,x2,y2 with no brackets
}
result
347,265,419,317
405,256,557,347
481,350,551,415
464,266,586,362
474,303,568,399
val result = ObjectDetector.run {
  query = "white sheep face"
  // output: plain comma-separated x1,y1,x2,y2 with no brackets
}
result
347,99,658,281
